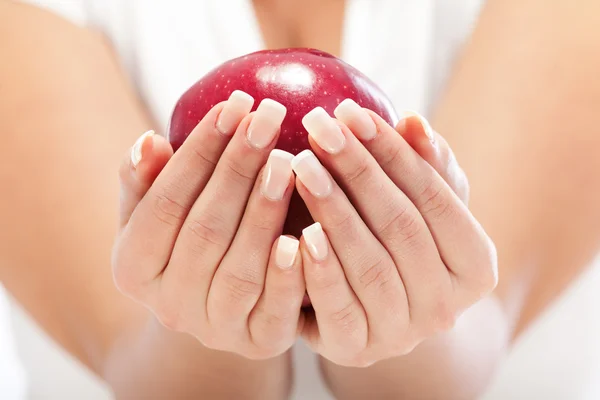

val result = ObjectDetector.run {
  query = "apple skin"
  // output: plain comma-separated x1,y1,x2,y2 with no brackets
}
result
167,48,398,237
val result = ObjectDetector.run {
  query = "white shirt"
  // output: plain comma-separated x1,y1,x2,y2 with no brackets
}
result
4,0,600,399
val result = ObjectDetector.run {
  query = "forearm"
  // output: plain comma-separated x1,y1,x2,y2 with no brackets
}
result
104,314,292,400
320,0,600,397
319,297,508,400
1,4,292,398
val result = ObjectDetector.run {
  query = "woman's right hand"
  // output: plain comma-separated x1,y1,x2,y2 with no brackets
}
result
111,91,305,360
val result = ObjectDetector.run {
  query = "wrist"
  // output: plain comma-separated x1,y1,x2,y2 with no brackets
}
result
103,310,294,399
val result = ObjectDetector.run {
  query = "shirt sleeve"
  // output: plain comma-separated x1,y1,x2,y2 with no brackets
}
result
17,0,90,26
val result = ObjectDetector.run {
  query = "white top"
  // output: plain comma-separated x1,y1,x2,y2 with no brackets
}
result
4,0,600,399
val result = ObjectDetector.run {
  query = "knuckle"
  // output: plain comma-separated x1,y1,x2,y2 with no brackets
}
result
246,347,280,360
433,297,456,332
156,300,184,333
186,212,229,251
356,258,394,292
476,237,499,292
111,247,145,300
424,291,456,333
328,211,356,236
352,354,377,368
313,269,342,293
378,206,422,245
247,214,276,235
197,333,217,350
112,265,142,299
462,233,499,297
150,191,188,227
337,351,373,368
329,302,363,341
221,270,264,304
379,143,405,172
191,146,218,170
341,155,372,186
223,157,255,185
418,182,453,221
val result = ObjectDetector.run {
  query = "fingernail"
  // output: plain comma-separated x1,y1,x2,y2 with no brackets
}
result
302,107,346,154
216,90,255,135
291,150,333,198
261,149,294,201
302,222,328,261
247,99,287,149
400,110,435,143
333,99,377,141
275,236,299,269
131,130,155,167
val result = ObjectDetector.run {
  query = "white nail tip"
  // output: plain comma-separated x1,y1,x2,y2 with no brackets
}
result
334,99,377,141
261,149,294,201
216,91,254,135
302,107,345,154
290,149,315,170
302,106,328,126
131,130,155,167
275,236,299,269
290,150,333,198
302,222,328,261
270,149,295,162
230,90,254,105
400,110,434,142
257,98,287,122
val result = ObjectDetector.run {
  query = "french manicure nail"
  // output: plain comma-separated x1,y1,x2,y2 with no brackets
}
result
302,222,328,261
275,236,299,269
334,99,377,141
400,110,435,143
302,107,346,154
291,150,333,198
261,149,294,201
131,130,155,167
216,90,255,135
247,99,287,149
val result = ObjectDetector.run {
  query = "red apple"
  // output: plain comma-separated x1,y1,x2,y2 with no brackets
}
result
167,48,398,237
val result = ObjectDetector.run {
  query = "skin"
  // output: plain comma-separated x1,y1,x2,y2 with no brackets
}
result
0,2,293,399
2,0,600,399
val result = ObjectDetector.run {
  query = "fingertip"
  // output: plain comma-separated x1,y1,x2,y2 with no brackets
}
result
274,235,300,270
135,133,174,183
301,222,329,263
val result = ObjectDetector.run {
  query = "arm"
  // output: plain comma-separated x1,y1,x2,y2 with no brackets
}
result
0,2,291,399
318,0,600,398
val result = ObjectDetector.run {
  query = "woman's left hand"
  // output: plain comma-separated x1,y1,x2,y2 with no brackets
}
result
294,100,498,367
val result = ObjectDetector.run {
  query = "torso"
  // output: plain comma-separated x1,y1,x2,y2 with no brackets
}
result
252,0,346,57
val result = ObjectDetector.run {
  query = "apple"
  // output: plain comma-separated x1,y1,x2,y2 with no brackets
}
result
167,48,398,237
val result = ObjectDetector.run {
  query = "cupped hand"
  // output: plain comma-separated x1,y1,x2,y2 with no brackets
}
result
295,100,498,367
111,91,305,360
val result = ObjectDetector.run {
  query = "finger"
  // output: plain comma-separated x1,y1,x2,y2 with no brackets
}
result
113,90,254,295
119,130,173,228
304,105,449,333
340,102,497,305
162,99,287,331
396,112,469,204
300,223,368,364
290,148,407,335
208,149,295,324
247,236,304,357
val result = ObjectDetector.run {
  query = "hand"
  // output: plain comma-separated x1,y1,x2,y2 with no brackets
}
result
111,91,305,360
294,101,498,367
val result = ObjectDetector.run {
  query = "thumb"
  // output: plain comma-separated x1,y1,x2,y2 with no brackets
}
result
396,112,470,205
118,130,173,228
